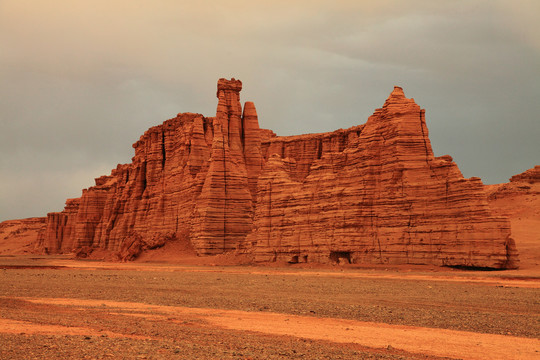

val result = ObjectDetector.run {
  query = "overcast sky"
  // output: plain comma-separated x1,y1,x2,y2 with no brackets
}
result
1,0,539,221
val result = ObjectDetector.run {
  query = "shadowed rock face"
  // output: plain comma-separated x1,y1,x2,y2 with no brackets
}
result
30,80,517,268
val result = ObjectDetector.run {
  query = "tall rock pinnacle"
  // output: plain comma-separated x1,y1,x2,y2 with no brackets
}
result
215,78,244,156
191,78,259,254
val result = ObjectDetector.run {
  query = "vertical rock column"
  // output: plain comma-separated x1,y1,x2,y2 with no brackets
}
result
242,101,264,199
191,79,257,254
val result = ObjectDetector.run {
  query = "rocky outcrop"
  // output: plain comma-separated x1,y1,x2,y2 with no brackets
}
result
486,166,539,270
0,217,46,254
487,166,540,201
510,165,540,184
24,80,518,268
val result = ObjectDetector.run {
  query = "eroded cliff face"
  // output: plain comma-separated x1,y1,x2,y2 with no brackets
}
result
33,79,518,268
248,87,517,268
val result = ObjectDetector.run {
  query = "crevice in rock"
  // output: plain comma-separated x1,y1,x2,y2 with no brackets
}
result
419,110,431,164
161,131,166,169
445,179,449,204
376,235,383,263
240,109,246,150
267,181,272,247
222,129,227,252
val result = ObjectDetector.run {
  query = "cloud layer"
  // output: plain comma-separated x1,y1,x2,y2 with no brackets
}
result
1,0,539,220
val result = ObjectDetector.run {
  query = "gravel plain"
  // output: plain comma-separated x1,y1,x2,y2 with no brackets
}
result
0,256,538,359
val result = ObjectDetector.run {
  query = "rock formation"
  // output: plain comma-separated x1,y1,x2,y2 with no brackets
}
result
486,166,540,270
487,166,540,201
11,79,519,268
510,165,540,184
248,87,518,268
0,217,46,254
35,78,266,260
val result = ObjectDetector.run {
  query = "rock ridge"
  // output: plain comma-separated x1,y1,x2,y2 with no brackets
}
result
12,79,519,268
510,165,540,184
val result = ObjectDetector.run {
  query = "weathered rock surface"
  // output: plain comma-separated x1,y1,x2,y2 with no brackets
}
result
0,217,46,254
486,166,540,270
248,87,517,268
191,79,261,254
510,165,540,184
487,166,540,201
4,80,519,268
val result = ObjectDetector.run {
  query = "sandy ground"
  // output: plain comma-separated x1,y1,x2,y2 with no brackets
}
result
0,317,152,340
1,296,537,360
1,256,539,359
4,256,540,288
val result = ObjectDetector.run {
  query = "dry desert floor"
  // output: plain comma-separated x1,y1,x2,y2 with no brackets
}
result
0,255,539,360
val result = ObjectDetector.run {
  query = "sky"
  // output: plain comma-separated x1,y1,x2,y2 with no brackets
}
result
1,0,539,221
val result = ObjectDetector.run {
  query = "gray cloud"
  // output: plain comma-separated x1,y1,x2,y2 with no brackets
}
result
1,0,539,221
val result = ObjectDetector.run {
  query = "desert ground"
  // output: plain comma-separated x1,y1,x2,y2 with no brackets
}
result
1,254,539,360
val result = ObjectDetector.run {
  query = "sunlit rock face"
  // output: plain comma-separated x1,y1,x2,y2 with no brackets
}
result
35,80,518,268
510,166,540,184
249,86,518,269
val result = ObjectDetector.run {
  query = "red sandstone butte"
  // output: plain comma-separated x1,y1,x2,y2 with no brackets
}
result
17,79,518,268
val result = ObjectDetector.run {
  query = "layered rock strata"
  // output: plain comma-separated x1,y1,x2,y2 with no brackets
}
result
248,87,517,268
510,165,540,184
36,78,263,257
32,80,517,268
485,166,539,270
0,217,46,254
